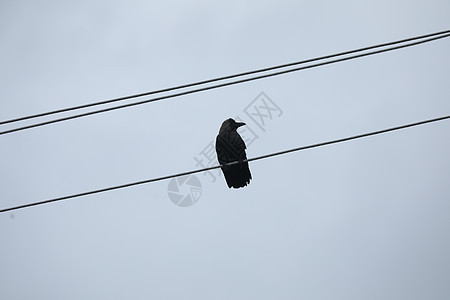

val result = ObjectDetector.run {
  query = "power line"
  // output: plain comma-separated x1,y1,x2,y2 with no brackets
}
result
1,114,449,213
1,30,448,127
1,31,449,136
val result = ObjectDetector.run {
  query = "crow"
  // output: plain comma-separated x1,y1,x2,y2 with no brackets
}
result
215,118,252,188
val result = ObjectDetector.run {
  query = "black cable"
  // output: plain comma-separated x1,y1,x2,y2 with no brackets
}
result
1,29,448,126
1,114,448,213
1,31,449,136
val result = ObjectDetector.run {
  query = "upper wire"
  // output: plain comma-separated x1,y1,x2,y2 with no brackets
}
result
1,114,449,213
1,30,449,136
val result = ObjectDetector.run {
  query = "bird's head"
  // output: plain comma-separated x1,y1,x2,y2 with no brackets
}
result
223,118,246,131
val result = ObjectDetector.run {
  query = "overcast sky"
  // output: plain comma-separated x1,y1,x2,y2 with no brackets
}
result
1,1,450,299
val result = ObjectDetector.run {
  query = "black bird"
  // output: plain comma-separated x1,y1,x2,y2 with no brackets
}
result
215,118,252,188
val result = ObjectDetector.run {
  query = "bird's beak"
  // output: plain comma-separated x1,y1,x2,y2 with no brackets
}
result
236,122,246,128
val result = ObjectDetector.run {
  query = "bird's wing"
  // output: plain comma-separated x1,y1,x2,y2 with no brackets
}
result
215,128,252,188
229,131,247,159
215,134,230,165
216,131,247,163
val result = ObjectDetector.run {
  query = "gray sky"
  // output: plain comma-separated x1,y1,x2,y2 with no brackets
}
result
1,1,450,299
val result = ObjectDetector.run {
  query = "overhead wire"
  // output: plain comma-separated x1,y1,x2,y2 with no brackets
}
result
1,114,449,213
0,29,449,127
1,30,449,136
